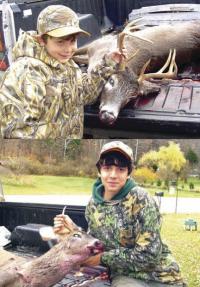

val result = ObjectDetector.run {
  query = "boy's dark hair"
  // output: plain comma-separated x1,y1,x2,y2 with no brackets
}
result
96,151,133,175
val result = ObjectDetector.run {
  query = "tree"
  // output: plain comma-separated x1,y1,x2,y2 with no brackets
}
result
185,148,199,167
138,150,159,172
138,141,186,187
138,142,186,213
134,167,157,184
64,140,81,160
157,141,186,179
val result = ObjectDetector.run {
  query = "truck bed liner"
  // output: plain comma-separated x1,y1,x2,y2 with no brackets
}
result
84,79,200,138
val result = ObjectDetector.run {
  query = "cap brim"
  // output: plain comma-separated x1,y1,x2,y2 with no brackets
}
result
101,148,132,161
46,26,90,37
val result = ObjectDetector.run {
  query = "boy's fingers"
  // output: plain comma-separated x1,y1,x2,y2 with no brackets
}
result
53,227,61,233
54,222,63,228
54,219,64,225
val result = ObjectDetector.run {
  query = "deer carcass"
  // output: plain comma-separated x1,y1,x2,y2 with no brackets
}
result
0,226,103,287
75,20,200,125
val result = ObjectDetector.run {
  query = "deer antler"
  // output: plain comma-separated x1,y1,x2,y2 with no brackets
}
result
118,18,153,54
53,205,81,240
117,19,153,71
138,49,178,84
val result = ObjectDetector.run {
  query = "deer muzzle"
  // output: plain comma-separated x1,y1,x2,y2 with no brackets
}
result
87,239,104,255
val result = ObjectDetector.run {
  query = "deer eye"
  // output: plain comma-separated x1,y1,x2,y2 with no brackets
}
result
73,233,81,238
109,78,114,86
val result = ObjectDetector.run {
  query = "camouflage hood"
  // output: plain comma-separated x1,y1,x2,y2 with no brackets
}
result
12,31,75,69
92,178,137,204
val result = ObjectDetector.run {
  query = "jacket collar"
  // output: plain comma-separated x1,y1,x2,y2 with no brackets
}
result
92,178,137,204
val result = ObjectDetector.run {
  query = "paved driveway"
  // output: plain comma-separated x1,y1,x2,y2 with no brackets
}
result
4,195,200,213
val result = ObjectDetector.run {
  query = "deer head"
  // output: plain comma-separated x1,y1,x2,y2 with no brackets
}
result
99,44,178,125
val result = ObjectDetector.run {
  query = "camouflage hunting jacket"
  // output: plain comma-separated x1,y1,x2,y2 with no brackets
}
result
85,179,185,285
0,31,117,139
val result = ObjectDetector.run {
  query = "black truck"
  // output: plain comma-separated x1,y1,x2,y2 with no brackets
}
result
0,199,113,286
1,0,200,138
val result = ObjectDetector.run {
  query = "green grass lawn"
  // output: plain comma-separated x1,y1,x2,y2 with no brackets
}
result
146,186,200,198
1,175,94,195
162,214,200,287
1,175,200,197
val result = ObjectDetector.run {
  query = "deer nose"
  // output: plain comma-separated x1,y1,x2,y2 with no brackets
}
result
94,240,102,248
99,111,116,126
93,240,104,252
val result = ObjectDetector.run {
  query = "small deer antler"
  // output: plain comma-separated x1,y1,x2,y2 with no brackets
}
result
53,206,81,240
138,49,178,84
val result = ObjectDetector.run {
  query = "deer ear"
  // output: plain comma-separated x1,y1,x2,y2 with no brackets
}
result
39,226,57,241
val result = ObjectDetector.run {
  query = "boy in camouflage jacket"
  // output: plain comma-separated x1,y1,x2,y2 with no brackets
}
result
54,141,186,287
0,5,123,139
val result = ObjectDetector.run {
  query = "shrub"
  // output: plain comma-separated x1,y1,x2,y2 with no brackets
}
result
157,179,162,186
189,182,194,190
5,157,44,175
164,179,169,188
134,167,157,184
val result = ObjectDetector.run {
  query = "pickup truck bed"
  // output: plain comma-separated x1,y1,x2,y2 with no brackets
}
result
84,78,200,138
0,202,110,286
84,3,200,138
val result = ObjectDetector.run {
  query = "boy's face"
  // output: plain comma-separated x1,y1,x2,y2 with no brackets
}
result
100,164,129,195
42,34,78,63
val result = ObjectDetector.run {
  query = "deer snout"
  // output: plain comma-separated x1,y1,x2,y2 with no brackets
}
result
87,239,104,255
99,110,117,126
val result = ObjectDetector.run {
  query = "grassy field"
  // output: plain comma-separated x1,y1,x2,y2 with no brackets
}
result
162,214,200,287
1,175,94,195
1,175,200,198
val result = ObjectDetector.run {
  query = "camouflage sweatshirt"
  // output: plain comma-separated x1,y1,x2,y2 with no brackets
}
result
85,178,185,285
0,31,117,139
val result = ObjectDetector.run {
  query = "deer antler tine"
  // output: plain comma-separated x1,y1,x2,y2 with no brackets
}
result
169,49,177,73
138,58,152,84
138,49,177,83
126,18,143,28
128,24,144,31
118,18,152,53
157,49,172,73
117,33,126,53
128,34,153,44
124,24,153,44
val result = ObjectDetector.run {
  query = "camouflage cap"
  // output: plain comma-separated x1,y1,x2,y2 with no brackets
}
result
99,141,134,162
37,5,90,37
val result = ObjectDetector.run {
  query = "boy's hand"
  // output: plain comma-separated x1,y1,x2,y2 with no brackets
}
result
81,253,103,267
53,214,78,235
